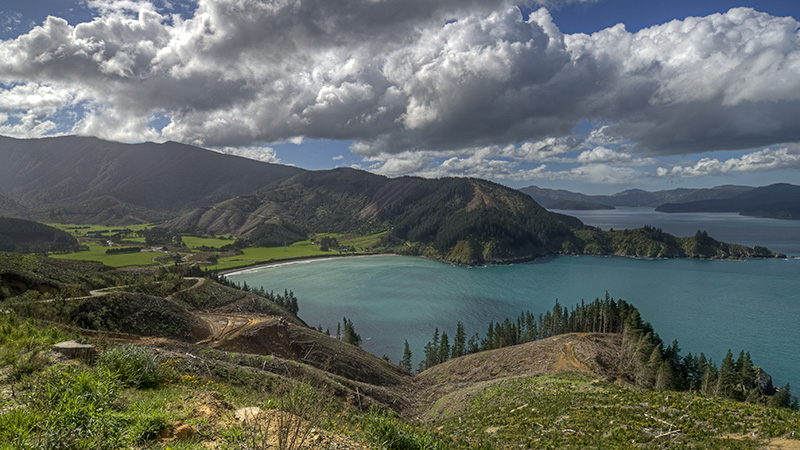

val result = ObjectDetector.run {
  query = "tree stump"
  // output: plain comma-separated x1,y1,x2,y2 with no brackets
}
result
53,340,96,361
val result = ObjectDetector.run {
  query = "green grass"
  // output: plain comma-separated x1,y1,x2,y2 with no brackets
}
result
427,372,800,449
44,222,387,270
48,223,154,235
209,243,332,270
339,231,389,251
50,243,159,267
181,235,235,249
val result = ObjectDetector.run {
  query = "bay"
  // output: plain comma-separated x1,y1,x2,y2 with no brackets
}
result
551,207,800,257
228,254,800,389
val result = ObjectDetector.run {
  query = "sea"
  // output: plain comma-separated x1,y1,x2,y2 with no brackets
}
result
227,208,800,388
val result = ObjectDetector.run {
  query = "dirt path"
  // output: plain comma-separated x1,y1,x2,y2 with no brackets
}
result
52,277,206,303
194,313,257,345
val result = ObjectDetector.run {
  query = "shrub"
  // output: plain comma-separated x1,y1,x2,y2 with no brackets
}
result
98,344,165,389
363,409,452,450
9,366,126,449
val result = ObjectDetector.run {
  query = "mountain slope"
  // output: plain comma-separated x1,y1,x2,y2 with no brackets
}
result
0,135,304,223
0,217,80,253
167,168,582,264
656,183,800,219
521,184,755,209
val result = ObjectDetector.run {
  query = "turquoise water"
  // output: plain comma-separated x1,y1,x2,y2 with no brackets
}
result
228,254,800,388
552,207,800,257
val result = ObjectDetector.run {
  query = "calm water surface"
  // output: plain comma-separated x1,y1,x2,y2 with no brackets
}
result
552,207,800,256
228,210,800,387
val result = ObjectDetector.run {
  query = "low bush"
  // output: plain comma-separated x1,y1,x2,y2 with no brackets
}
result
98,344,166,389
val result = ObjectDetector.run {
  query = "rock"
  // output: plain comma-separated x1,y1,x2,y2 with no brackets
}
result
159,422,198,441
755,367,775,396
235,406,263,423
173,424,197,440
53,340,96,361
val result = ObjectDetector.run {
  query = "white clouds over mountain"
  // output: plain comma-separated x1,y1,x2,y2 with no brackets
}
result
0,0,798,183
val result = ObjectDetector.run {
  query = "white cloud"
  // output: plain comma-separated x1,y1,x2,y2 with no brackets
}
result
332,154,344,161
661,146,800,177
0,1,799,174
213,145,280,164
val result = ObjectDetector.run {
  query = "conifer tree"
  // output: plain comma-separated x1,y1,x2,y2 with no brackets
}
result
656,362,676,391
737,351,755,392
438,332,450,365
400,340,412,372
452,322,466,359
341,317,362,347
716,350,736,397
701,363,719,395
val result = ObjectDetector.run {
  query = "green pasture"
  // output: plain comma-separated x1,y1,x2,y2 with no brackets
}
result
48,223,154,235
209,242,332,270
50,244,159,268
181,235,235,249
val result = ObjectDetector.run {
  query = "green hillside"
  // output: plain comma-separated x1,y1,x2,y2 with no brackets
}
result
0,252,797,449
166,168,581,265
0,217,80,254
0,135,303,224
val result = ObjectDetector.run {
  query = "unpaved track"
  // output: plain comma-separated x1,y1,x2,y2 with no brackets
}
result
195,313,260,345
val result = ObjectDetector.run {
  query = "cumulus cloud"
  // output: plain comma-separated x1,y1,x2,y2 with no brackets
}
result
213,145,280,164
0,1,799,178
660,145,800,177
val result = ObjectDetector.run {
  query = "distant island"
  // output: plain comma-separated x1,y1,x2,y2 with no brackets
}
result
520,183,800,220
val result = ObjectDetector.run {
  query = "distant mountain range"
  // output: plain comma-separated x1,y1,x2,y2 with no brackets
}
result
0,136,785,263
0,135,302,224
520,184,800,220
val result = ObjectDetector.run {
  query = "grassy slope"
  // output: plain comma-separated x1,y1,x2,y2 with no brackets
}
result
427,371,800,449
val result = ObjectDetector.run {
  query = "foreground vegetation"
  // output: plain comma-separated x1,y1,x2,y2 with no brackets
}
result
1,251,798,449
428,372,800,449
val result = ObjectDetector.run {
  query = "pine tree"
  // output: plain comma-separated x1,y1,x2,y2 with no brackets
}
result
644,345,664,388
341,317,362,347
400,340,412,372
467,333,480,354
452,322,466,359
769,383,794,409
701,363,719,395
716,350,736,398
737,351,755,392
438,332,450,365
655,362,676,391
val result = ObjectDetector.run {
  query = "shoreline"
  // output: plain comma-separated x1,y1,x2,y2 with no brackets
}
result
221,253,395,276
221,250,796,277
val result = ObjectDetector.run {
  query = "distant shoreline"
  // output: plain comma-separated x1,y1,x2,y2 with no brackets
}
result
221,253,394,276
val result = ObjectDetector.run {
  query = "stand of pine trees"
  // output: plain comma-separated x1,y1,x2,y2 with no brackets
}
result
204,270,299,316
417,294,797,409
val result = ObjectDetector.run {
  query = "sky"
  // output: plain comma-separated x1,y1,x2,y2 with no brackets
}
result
1,0,799,194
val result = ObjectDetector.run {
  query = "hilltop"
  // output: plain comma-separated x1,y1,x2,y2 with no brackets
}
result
0,135,302,224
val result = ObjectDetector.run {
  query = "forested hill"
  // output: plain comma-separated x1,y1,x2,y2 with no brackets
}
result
0,217,79,253
166,168,583,264
656,183,800,220
520,184,755,210
0,135,303,224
